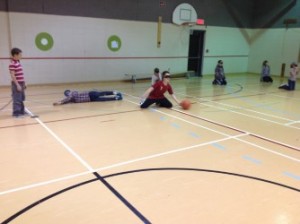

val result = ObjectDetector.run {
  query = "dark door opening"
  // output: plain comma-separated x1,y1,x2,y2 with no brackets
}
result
187,30,205,77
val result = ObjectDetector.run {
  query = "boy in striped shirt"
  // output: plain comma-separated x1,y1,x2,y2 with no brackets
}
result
9,48,26,117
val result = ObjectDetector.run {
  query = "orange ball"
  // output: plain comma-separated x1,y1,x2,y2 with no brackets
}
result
180,99,191,110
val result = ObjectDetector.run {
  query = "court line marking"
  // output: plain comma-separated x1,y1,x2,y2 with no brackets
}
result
0,103,246,196
237,137,300,163
125,96,300,154
242,155,262,165
230,89,300,124
173,80,300,125
124,95,300,151
166,107,300,154
285,120,300,125
283,171,300,181
3,167,299,224
129,94,300,150
269,93,300,102
211,143,226,151
0,134,248,196
17,109,153,223
24,108,94,172
200,101,300,130
123,98,242,138
1,98,300,197
0,170,91,196
92,172,151,224
126,90,299,128
94,133,249,172
171,107,300,151
179,93,298,125
126,96,300,155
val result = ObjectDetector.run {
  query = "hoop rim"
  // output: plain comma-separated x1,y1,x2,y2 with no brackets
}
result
181,21,197,27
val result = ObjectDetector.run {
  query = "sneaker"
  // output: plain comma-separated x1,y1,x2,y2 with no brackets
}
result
115,95,123,100
12,112,23,117
140,99,145,105
20,111,29,116
278,84,286,89
13,114,24,118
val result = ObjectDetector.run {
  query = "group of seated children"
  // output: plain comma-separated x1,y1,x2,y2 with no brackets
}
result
261,60,298,90
211,59,298,91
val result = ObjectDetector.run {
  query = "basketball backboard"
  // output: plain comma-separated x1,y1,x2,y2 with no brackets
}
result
172,3,198,26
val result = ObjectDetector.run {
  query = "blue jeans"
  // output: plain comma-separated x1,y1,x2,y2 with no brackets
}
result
89,91,117,101
288,79,296,90
279,80,296,90
11,82,25,116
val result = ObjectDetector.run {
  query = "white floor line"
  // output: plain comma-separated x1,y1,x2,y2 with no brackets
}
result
94,133,249,172
285,120,300,125
0,133,247,196
236,138,300,163
0,170,92,196
201,102,300,130
166,110,238,135
269,92,300,102
125,97,300,151
178,92,297,124
170,107,300,151
2,98,298,196
125,97,241,138
174,79,300,125
25,108,94,172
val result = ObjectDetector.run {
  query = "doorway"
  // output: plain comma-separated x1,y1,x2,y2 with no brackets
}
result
187,30,205,77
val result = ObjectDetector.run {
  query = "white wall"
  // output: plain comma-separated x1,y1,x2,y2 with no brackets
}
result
0,12,262,86
248,28,300,76
0,12,12,85
0,12,191,86
202,26,250,75
1,12,299,86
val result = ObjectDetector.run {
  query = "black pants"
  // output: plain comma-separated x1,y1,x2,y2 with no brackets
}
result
261,76,273,82
140,97,172,109
212,78,227,85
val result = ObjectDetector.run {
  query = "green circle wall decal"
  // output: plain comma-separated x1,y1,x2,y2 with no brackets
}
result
107,35,121,52
35,32,54,51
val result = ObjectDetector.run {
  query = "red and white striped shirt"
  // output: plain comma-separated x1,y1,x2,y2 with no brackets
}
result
9,59,25,83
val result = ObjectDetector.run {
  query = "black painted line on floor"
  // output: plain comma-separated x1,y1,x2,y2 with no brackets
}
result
2,167,299,223
0,178,97,224
104,167,300,192
93,172,151,224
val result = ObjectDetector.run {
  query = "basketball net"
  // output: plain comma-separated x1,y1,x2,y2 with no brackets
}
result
180,22,197,35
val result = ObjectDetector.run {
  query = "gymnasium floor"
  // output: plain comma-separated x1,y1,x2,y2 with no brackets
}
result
0,73,299,224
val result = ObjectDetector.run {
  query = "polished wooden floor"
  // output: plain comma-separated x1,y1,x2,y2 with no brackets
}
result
0,74,299,224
